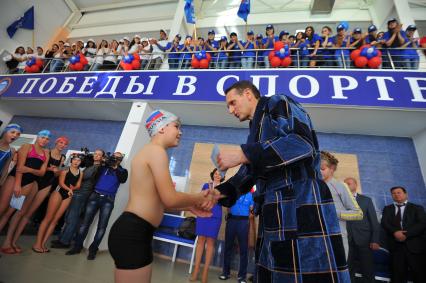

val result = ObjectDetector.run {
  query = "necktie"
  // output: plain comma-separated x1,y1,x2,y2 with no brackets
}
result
394,203,406,229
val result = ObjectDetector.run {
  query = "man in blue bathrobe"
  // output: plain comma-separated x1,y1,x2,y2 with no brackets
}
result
216,80,350,282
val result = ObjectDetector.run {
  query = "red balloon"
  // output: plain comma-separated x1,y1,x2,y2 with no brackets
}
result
205,52,211,62
367,56,382,69
191,58,200,68
274,41,284,51
280,57,292,67
30,65,40,72
121,63,133,70
350,49,361,61
80,55,88,65
133,53,140,61
376,50,382,57
354,56,368,68
131,60,141,69
199,59,209,69
73,62,84,71
24,66,32,73
270,56,281,68
69,64,75,71
268,50,275,61
35,59,44,67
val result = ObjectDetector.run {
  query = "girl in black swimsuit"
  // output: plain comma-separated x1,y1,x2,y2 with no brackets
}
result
0,131,50,254
33,154,82,253
1,137,68,254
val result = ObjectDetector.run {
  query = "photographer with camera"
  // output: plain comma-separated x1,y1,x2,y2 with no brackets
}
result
66,151,127,260
51,148,105,249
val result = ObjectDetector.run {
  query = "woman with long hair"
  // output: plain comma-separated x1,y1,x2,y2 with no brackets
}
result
1,137,68,253
190,168,224,283
0,130,50,254
33,154,83,253
304,26,322,67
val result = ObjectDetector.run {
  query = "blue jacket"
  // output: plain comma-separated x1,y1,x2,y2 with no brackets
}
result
217,95,350,282
94,165,128,196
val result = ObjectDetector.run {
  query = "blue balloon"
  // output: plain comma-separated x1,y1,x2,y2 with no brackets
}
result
123,55,133,63
284,51,290,57
284,44,289,51
201,50,207,59
372,49,378,57
69,55,79,64
26,57,36,66
128,54,134,61
340,21,349,31
365,47,376,59
360,48,368,57
195,52,203,60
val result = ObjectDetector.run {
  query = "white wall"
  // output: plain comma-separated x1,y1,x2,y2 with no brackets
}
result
0,0,71,52
413,129,426,187
0,104,14,132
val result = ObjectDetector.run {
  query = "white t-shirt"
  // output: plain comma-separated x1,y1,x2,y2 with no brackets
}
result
128,44,140,54
140,45,152,60
94,48,108,64
84,47,97,64
104,50,118,64
152,39,168,60
15,53,28,69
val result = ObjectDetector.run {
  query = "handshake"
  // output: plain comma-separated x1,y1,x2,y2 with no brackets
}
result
190,186,223,217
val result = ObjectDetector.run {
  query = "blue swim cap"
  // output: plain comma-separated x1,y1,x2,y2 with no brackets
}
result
3,123,23,134
37,129,52,138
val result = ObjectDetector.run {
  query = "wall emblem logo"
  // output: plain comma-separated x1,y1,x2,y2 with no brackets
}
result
0,77,12,96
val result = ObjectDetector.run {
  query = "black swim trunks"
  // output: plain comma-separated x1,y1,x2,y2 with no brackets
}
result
108,211,156,269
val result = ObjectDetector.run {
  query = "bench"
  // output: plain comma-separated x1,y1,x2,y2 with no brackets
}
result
153,213,198,274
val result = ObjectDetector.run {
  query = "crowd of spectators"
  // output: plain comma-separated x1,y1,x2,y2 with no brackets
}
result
3,18,426,73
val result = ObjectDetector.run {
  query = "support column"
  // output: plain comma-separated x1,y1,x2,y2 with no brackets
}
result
0,104,14,132
413,129,426,188
393,0,416,29
84,101,153,250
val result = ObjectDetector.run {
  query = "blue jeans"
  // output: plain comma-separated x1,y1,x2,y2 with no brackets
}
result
222,216,249,279
228,61,241,69
263,55,270,68
241,57,254,69
217,59,227,69
73,192,115,252
59,190,92,245
168,58,179,69
49,59,64,72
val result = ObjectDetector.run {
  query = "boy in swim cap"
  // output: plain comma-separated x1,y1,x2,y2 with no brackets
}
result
108,109,221,283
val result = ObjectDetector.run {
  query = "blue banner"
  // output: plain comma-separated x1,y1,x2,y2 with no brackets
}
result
0,70,425,109
7,6,34,38
238,0,250,22
184,0,195,24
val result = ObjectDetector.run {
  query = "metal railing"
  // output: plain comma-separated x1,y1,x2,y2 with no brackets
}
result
3,47,425,74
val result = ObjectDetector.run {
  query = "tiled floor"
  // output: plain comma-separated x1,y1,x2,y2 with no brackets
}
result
0,236,231,283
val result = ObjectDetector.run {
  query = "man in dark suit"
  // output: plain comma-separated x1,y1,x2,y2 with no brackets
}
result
381,186,426,283
345,177,380,283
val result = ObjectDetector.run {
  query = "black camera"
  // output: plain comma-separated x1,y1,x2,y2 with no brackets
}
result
103,152,122,168
79,147,94,168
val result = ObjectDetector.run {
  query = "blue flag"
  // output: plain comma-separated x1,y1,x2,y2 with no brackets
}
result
184,0,195,24
237,0,250,22
7,6,34,38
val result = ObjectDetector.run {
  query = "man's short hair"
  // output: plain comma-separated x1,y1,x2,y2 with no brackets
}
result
390,186,407,194
344,177,357,185
320,151,339,169
224,80,261,99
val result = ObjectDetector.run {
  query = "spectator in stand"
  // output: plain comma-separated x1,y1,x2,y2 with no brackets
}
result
180,35,195,69
255,34,264,68
348,28,366,68
45,44,58,59
228,32,244,69
149,29,168,69
36,46,44,60
66,152,128,260
365,25,379,46
242,30,257,69
14,46,27,73
333,24,351,68
288,35,296,45
293,31,309,67
33,154,83,253
304,26,322,67
83,39,97,71
129,35,141,54
205,30,219,68
217,36,229,69
383,18,408,69
278,30,290,45
117,37,130,62
103,40,119,70
420,35,426,56
26,47,35,59
195,37,205,52
166,34,182,69
262,24,278,68
140,38,152,70
320,26,334,67
49,42,71,73
376,31,390,68
92,39,109,71
402,25,420,70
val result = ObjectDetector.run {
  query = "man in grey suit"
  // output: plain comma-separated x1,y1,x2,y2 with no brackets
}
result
345,177,381,283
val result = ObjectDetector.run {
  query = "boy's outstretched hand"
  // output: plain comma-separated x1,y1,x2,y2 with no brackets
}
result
198,188,223,211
